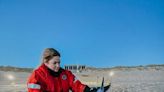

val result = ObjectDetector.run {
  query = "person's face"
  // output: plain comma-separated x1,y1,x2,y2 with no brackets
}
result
45,56,60,72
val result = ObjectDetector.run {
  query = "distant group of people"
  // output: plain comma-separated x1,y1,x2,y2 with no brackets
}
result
27,48,110,92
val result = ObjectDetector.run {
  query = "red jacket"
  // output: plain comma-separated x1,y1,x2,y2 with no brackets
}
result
27,64,86,92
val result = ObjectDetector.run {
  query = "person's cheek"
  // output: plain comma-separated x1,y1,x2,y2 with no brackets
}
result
51,65,55,69
56,64,60,70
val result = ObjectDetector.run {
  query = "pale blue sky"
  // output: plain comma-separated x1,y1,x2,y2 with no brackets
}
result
0,0,164,68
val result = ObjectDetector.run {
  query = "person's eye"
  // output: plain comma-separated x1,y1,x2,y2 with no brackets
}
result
53,62,56,64
53,62,60,64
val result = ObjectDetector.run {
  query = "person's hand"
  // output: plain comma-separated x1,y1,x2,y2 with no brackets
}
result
84,86,97,92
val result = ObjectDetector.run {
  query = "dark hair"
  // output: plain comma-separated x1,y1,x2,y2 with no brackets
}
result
42,48,60,63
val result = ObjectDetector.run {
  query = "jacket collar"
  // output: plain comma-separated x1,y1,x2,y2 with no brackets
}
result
40,63,63,77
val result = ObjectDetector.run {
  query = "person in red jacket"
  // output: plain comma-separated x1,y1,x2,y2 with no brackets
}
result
27,48,110,92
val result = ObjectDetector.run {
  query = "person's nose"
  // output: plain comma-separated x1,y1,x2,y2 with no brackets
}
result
56,63,60,67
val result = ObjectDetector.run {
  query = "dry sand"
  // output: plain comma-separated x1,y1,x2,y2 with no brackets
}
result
0,66,164,92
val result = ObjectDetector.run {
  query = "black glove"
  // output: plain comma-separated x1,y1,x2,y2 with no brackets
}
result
84,83,111,92
84,86,97,92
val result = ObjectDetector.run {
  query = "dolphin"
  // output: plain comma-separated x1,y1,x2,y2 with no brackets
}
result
97,77,104,92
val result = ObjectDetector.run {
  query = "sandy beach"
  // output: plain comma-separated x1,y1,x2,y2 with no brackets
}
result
0,65,164,92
